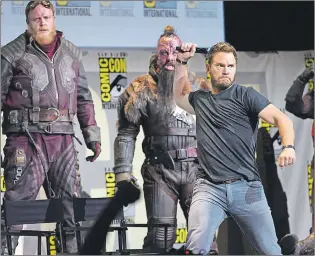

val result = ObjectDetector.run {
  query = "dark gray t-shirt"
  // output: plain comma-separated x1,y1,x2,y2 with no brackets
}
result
189,83,271,183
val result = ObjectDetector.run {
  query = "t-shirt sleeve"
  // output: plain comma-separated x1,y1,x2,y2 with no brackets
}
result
188,91,197,109
244,87,271,115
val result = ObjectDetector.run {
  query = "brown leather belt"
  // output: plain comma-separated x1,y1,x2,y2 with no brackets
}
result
7,108,74,124
4,122,74,134
216,178,242,185
28,108,73,122
145,127,196,137
168,147,198,160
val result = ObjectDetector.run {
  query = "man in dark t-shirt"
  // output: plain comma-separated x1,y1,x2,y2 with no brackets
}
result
189,84,269,183
173,42,296,255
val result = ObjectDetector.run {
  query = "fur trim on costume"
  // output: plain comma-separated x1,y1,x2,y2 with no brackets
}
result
124,74,158,124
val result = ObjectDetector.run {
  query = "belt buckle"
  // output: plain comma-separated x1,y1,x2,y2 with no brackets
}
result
8,110,19,124
44,123,53,134
47,108,60,123
186,147,197,158
33,107,40,113
225,178,239,184
176,149,187,160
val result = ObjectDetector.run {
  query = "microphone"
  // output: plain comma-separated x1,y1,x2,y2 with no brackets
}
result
176,46,210,54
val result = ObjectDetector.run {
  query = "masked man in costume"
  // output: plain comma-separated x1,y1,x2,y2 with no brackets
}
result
1,0,101,254
113,25,216,253
285,66,314,235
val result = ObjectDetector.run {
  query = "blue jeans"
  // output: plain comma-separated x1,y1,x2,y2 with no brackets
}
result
186,178,282,255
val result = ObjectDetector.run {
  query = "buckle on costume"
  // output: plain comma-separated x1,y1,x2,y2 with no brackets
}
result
186,147,197,158
44,123,53,134
8,110,19,124
176,149,187,160
47,108,60,123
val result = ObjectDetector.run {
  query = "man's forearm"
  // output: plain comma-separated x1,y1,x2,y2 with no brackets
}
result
173,63,189,98
276,116,295,146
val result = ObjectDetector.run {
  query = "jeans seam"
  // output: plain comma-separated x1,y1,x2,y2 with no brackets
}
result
230,216,260,254
226,184,233,208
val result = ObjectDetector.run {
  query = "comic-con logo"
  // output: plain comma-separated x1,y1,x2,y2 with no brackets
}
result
175,227,187,244
1,174,6,192
304,52,314,92
185,1,219,18
105,169,116,198
100,1,134,17
105,168,135,224
11,1,25,15
205,58,211,81
55,1,91,16
98,52,128,109
261,119,275,134
307,162,314,213
143,0,177,18
105,169,119,225
48,235,57,255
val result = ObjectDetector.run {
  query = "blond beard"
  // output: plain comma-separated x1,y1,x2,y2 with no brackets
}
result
30,26,56,46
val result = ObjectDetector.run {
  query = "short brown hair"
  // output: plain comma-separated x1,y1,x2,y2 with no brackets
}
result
25,0,54,23
207,42,238,65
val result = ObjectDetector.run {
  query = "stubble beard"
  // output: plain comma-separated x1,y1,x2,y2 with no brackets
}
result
211,76,234,92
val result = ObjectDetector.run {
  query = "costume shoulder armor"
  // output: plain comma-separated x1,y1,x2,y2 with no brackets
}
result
1,33,27,64
61,38,81,60
122,74,157,124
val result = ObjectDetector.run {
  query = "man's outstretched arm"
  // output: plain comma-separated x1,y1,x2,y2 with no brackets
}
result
173,43,198,114
173,64,195,114
259,104,296,167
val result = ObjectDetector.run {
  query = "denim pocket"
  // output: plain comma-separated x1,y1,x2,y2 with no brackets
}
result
246,180,263,188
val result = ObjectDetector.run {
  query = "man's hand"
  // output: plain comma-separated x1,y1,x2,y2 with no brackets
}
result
115,172,139,206
177,43,197,62
116,172,139,188
277,148,296,167
86,141,101,162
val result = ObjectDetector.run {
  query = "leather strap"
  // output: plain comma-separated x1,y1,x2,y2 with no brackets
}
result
32,89,40,124
68,86,75,122
176,58,187,65
6,109,74,123
146,167,177,202
282,145,295,151
145,126,196,137
4,122,74,134
28,108,73,122
168,147,197,160
213,178,242,185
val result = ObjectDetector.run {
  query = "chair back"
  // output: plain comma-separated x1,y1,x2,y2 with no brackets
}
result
73,197,124,223
3,198,64,226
